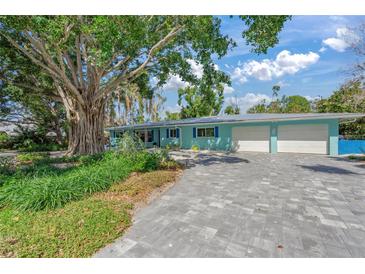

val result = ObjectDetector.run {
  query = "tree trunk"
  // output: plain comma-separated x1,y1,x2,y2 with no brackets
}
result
53,121,64,145
65,105,106,156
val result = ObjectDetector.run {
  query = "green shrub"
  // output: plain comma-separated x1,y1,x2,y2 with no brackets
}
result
117,131,145,154
191,144,199,151
0,151,162,211
16,152,49,164
18,143,67,152
0,157,15,186
0,132,10,149
159,160,181,170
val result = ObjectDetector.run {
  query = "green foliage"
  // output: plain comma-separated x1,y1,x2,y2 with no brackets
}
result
316,81,365,137
0,132,10,149
178,82,225,118
272,85,281,98
165,111,181,121
348,155,365,161
0,15,289,155
117,131,145,154
247,102,267,114
224,105,240,115
0,169,179,258
247,95,311,114
191,144,199,151
0,151,163,211
282,95,311,113
0,157,14,182
0,199,131,258
239,16,291,54
1,127,66,152
0,132,9,143
16,152,49,164
316,81,365,113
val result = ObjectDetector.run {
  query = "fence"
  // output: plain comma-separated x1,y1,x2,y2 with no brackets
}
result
339,139,365,155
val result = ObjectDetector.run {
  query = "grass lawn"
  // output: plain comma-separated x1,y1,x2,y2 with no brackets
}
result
348,154,365,161
0,169,181,258
0,149,182,257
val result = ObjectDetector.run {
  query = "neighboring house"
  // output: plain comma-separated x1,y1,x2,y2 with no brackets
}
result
107,113,365,156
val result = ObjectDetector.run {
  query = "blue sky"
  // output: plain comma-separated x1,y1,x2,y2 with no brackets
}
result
160,15,365,114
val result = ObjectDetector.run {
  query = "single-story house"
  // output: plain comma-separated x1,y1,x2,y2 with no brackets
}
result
107,113,365,156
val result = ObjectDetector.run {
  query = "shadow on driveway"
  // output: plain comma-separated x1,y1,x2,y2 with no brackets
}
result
297,164,359,175
188,153,250,167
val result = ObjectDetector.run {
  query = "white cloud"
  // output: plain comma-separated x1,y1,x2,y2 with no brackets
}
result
186,59,204,79
159,60,221,92
322,27,358,52
226,93,271,113
233,50,320,82
231,67,248,83
223,84,234,94
323,37,349,52
160,75,188,91
319,47,327,53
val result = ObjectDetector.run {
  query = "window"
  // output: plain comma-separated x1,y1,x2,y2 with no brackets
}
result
147,130,153,142
197,127,215,138
169,129,177,138
135,130,153,142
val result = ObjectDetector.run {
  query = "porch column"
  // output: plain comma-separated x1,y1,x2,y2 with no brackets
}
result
270,124,278,154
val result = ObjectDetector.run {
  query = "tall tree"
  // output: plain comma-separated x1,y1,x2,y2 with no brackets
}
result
224,105,236,115
317,80,365,136
165,111,181,121
282,95,311,113
247,100,268,114
0,15,289,155
224,103,240,115
0,39,67,143
247,95,310,114
178,66,228,118
272,85,281,98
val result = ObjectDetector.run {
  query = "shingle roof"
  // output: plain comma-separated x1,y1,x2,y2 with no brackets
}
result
106,113,365,131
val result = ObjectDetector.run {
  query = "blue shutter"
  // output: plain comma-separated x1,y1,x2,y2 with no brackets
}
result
193,127,196,138
176,128,180,138
166,128,169,139
214,126,219,138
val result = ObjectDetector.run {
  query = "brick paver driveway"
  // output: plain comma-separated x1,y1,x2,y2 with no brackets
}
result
95,152,365,257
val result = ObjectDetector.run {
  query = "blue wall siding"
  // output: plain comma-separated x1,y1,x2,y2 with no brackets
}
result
160,127,180,147
339,140,365,155
180,125,232,151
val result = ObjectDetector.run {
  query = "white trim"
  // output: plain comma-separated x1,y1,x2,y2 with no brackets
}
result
169,128,178,138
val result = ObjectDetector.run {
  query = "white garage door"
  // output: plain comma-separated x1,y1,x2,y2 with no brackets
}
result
277,124,328,154
232,126,270,152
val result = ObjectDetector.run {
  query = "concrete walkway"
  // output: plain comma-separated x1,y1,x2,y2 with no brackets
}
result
95,152,365,257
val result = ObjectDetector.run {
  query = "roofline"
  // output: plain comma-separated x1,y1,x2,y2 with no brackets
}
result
106,113,365,131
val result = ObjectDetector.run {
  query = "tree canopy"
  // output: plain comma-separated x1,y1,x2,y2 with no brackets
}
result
316,80,365,137
0,15,290,154
247,95,311,114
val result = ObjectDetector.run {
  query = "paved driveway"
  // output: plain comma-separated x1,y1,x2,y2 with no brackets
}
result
95,152,365,258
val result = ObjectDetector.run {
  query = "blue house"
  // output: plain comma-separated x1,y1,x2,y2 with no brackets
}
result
107,113,365,156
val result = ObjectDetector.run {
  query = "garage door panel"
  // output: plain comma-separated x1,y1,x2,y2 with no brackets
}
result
232,126,269,152
277,124,328,154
